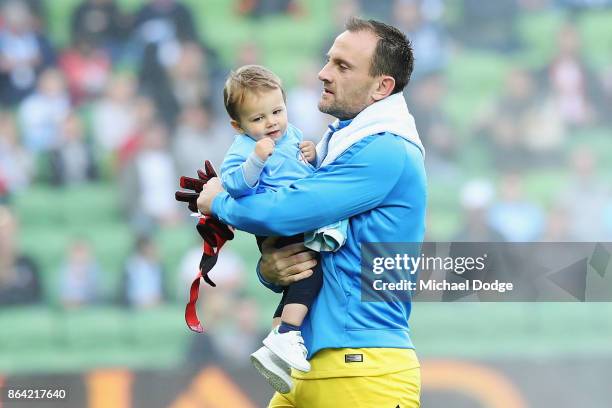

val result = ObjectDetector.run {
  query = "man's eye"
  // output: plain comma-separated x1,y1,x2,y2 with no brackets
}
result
273,109,282,115
339,65,348,71
253,117,263,122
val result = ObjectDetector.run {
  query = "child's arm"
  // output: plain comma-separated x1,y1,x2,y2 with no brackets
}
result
221,138,275,198
299,141,317,166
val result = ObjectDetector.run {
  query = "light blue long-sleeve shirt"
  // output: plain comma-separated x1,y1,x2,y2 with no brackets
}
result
220,124,313,198
212,131,427,357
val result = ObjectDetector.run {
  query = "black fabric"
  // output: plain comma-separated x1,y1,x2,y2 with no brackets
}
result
255,234,303,251
272,262,323,318
257,234,322,318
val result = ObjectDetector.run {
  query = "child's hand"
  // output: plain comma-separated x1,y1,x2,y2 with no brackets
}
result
255,137,275,160
300,141,317,164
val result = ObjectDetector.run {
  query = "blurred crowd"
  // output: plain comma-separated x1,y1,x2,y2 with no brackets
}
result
1,0,612,347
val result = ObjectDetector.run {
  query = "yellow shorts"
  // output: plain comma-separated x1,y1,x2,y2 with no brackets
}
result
268,348,421,408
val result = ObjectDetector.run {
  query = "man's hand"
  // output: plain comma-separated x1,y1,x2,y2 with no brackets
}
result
197,177,225,215
255,137,275,161
299,141,317,164
260,237,318,286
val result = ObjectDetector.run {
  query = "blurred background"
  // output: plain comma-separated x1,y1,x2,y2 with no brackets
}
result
0,0,611,407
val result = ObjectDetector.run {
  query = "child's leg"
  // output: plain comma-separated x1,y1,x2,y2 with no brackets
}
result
263,262,322,372
277,261,323,332
280,304,308,327
272,288,288,329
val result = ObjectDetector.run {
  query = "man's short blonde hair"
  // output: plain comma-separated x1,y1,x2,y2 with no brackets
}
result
223,65,285,121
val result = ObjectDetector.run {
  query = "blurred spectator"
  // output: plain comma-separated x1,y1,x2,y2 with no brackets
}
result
49,113,98,186
58,237,101,308
168,43,211,108
474,68,565,168
544,22,599,127
132,0,198,47
286,63,331,141
178,245,246,303
540,205,572,241
508,69,565,160
602,64,612,125
115,94,157,168
17,68,70,153
0,111,34,197
488,172,545,242
139,40,211,128
91,73,138,154
556,0,612,10
486,116,528,172
181,247,264,367
0,0,54,104
120,235,165,308
358,0,395,21
457,0,520,52
454,179,506,242
235,0,303,19
393,0,448,79
235,40,262,67
120,121,180,234
518,0,554,12
0,205,41,305
559,147,611,241
0,170,6,202
58,36,111,105
70,0,129,60
604,204,612,240
15,0,46,30
172,104,231,175
407,71,456,174
320,0,361,56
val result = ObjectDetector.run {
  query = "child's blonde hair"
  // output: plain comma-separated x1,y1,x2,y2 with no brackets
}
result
223,65,285,121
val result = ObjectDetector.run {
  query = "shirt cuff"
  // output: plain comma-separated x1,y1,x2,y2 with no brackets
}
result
211,190,230,220
256,259,284,293
242,152,266,187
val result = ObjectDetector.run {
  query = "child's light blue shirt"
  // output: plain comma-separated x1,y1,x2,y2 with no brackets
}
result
220,123,347,252
221,124,313,197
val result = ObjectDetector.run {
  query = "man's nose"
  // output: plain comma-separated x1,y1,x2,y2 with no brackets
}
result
318,63,331,83
266,117,277,127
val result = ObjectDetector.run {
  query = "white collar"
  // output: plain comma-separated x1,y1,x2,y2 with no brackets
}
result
316,93,424,167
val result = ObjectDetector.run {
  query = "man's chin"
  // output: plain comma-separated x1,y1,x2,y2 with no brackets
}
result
318,103,355,120
318,101,333,115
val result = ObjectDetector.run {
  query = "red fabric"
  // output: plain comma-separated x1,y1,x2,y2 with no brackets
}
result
176,160,235,333
183,216,232,333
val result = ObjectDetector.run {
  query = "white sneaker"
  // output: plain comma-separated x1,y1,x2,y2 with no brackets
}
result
262,329,311,372
250,346,292,394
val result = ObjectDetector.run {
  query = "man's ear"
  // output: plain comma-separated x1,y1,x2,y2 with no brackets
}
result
371,76,396,101
230,119,243,133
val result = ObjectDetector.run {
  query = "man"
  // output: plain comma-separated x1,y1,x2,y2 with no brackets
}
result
198,17,426,408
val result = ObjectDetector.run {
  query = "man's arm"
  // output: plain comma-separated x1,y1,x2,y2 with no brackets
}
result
211,135,410,236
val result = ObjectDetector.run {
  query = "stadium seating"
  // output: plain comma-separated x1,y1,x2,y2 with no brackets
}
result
4,0,611,378
0,306,188,374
